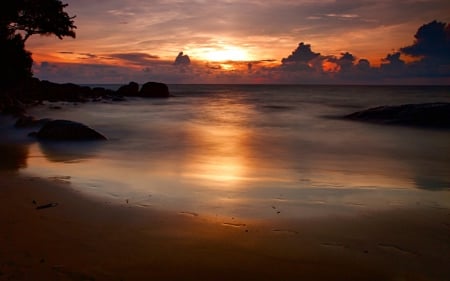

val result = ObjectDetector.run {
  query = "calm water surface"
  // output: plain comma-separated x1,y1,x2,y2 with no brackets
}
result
8,85,450,219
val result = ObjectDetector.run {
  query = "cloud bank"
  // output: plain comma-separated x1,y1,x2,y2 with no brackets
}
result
33,20,450,84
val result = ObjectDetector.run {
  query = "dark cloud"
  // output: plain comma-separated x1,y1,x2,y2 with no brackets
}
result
401,20,450,61
40,61,56,69
109,52,160,65
57,52,97,60
282,42,320,63
174,52,191,66
356,59,371,71
274,20,450,84
382,52,405,65
331,52,356,72
280,42,321,71
398,20,450,78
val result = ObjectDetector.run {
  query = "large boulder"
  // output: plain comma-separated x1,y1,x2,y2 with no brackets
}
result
139,82,170,98
117,81,139,97
36,81,90,102
344,103,450,129
32,120,107,141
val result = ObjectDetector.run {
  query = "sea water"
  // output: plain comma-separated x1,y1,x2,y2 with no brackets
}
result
10,85,450,219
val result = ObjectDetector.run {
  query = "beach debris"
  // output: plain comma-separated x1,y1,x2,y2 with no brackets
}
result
377,243,418,256
179,211,199,217
36,202,58,210
49,176,71,184
272,205,281,214
320,242,348,249
223,222,247,228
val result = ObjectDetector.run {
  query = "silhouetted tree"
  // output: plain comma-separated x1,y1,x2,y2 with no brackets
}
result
0,0,76,89
1,34,33,88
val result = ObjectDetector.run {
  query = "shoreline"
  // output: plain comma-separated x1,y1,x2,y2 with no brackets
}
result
1,86,450,280
1,171,449,280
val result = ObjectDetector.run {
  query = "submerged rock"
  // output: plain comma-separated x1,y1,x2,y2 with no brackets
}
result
344,103,450,129
32,120,107,141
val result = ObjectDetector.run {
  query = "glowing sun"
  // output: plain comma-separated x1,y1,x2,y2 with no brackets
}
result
203,45,249,62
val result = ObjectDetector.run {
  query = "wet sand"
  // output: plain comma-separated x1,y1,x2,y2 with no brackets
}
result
1,171,449,281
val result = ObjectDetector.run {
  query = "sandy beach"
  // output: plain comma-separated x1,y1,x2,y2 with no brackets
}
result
0,170,449,281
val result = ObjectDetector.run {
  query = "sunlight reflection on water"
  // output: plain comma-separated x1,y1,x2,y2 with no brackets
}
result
19,85,450,219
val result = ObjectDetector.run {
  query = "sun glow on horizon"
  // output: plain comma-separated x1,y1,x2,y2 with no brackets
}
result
201,45,250,62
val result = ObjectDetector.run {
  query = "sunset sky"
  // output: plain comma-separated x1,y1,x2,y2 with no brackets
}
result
28,0,450,84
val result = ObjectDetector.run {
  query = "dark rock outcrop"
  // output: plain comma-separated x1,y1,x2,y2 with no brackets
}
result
32,120,107,141
15,78,113,103
1,79,171,116
29,81,92,102
139,82,170,98
344,103,450,129
117,81,139,97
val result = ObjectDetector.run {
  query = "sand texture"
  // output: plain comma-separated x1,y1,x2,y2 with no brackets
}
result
1,171,449,281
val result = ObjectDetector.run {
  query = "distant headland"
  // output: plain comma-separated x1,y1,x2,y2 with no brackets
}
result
0,78,171,116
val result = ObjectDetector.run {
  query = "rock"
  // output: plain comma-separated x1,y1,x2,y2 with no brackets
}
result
92,87,116,99
139,82,170,98
38,81,87,102
117,81,139,97
33,120,107,141
344,103,450,129
23,80,105,102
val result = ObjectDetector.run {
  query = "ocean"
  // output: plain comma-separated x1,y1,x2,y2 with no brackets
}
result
3,85,450,219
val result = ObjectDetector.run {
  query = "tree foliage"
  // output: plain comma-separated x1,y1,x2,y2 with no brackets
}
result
1,34,33,87
0,0,76,88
